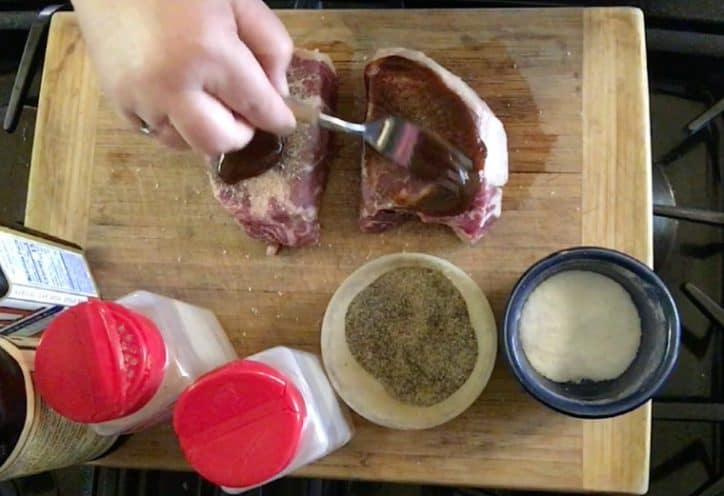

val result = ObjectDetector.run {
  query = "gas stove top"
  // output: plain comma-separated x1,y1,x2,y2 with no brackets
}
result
647,58,724,495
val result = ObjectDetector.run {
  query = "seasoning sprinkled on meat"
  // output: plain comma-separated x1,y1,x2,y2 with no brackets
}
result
208,49,338,254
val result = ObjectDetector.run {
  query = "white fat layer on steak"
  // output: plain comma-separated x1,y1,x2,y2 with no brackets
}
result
295,49,336,73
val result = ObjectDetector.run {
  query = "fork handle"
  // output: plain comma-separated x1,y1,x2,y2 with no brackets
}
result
285,97,366,136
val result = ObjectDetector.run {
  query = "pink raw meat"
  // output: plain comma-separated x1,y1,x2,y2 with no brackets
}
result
209,49,337,255
360,48,508,243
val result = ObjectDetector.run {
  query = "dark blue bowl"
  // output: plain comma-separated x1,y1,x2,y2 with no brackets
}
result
503,247,680,418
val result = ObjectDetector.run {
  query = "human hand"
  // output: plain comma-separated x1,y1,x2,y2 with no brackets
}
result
72,0,296,155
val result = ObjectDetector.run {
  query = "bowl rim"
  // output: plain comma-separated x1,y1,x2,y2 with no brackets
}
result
502,246,681,419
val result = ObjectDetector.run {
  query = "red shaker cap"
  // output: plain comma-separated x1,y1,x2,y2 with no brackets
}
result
173,359,306,489
35,299,166,423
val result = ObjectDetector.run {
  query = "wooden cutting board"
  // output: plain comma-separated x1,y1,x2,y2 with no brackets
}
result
26,8,652,494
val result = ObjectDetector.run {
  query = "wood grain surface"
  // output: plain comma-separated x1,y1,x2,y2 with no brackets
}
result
26,8,652,494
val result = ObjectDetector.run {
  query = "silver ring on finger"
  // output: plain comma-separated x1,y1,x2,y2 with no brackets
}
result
212,154,225,174
139,120,154,136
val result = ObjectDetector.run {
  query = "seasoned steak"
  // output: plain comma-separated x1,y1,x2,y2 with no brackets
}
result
360,48,508,243
209,49,338,255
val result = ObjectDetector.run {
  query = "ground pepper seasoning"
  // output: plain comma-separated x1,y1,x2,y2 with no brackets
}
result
344,266,478,406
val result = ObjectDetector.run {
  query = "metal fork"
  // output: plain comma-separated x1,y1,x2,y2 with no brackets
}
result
285,98,474,191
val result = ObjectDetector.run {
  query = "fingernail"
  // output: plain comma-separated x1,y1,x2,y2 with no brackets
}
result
275,74,290,97
279,119,296,137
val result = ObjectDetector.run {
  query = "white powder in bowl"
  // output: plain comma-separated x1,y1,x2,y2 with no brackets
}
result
519,270,642,383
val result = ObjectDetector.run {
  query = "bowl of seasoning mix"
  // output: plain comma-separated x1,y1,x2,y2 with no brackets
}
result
503,247,680,418
321,253,497,430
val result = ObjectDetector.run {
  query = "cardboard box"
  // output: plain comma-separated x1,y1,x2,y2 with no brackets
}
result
0,226,99,336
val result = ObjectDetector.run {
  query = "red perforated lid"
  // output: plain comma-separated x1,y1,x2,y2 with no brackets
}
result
173,360,306,489
35,299,166,423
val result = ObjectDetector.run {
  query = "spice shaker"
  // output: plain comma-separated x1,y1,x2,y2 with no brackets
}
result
173,346,354,493
34,291,237,436
0,337,117,481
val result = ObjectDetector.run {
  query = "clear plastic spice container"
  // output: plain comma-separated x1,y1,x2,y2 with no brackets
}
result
173,346,354,493
34,291,238,436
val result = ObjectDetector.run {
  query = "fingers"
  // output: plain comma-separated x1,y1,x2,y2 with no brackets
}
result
110,0,297,155
210,39,295,136
232,0,293,96
155,124,189,150
169,90,255,156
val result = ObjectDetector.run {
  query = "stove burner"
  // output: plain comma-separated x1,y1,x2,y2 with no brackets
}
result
683,283,724,330
652,96,724,271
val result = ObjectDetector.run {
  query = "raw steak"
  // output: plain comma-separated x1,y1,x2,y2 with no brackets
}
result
209,49,337,255
360,48,508,243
